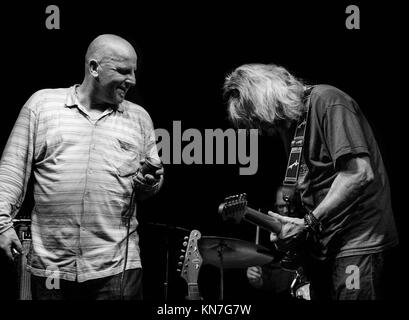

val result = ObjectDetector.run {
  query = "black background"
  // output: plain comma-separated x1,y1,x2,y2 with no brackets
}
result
0,0,408,307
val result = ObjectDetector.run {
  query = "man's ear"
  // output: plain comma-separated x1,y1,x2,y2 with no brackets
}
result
89,59,99,78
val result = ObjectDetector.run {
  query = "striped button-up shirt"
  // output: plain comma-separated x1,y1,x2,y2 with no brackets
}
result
0,86,161,282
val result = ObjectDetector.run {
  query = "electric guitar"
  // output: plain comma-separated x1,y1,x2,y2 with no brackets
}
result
218,193,305,271
13,218,32,300
178,229,203,300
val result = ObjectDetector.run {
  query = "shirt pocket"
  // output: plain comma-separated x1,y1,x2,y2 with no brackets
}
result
114,138,141,177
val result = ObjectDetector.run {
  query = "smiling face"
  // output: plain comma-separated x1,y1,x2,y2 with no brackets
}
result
85,35,138,106
95,46,137,105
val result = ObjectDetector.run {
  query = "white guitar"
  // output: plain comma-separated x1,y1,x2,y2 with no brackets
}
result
178,230,203,300
13,218,32,300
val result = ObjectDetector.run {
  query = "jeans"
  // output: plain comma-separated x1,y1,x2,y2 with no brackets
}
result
31,268,143,300
304,249,396,300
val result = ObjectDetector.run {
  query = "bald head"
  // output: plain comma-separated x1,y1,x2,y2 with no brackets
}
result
85,34,137,66
80,34,138,106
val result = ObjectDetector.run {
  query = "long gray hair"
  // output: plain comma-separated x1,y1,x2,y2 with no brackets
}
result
223,63,307,128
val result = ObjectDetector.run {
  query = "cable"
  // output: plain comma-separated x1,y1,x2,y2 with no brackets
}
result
120,186,137,300
119,161,161,299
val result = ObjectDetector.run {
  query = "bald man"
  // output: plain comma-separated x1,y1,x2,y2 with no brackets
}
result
0,34,163,300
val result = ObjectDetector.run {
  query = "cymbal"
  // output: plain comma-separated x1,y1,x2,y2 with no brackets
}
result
198,236,274,269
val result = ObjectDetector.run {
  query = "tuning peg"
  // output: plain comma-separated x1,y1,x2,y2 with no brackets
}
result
180,249,186,253
182,241,188,247
179,255,185,260
176,268,181,272
178,261,183,266
184,236,189,240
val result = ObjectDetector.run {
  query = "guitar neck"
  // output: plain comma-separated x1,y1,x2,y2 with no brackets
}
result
244,207,282,234
186,284,202,300
17,240,31,300
15,224,32,300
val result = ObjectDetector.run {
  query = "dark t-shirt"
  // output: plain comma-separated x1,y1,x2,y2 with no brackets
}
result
297,85,399,259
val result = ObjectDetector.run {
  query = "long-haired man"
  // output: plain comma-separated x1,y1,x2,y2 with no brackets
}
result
224,63,398,300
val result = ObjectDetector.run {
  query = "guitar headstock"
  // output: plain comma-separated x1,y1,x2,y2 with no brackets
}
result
178,230,203,286
218,193,248,223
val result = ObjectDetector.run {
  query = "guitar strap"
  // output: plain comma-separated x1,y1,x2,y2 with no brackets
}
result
281,86,313,211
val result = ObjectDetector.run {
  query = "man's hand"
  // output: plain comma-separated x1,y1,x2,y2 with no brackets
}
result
134,159,163,185
133,160,164,200
246,266,263,288
0,228,23,261
140,167,164,186
267,212,306,251
268,211,279,242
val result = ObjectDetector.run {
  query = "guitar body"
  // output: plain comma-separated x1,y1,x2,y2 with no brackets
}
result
14,219,32,300
219,194,312,299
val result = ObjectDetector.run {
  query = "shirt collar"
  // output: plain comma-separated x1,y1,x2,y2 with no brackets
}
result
65,85,125,113
64,85,78,108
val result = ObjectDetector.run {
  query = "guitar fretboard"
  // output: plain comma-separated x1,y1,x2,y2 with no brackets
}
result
15,221,32,301
17,239,32,300
187,284,201,300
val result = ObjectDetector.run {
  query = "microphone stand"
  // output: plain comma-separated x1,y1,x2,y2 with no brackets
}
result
147,222,189,301
217,241,226,301
163,227,170,301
